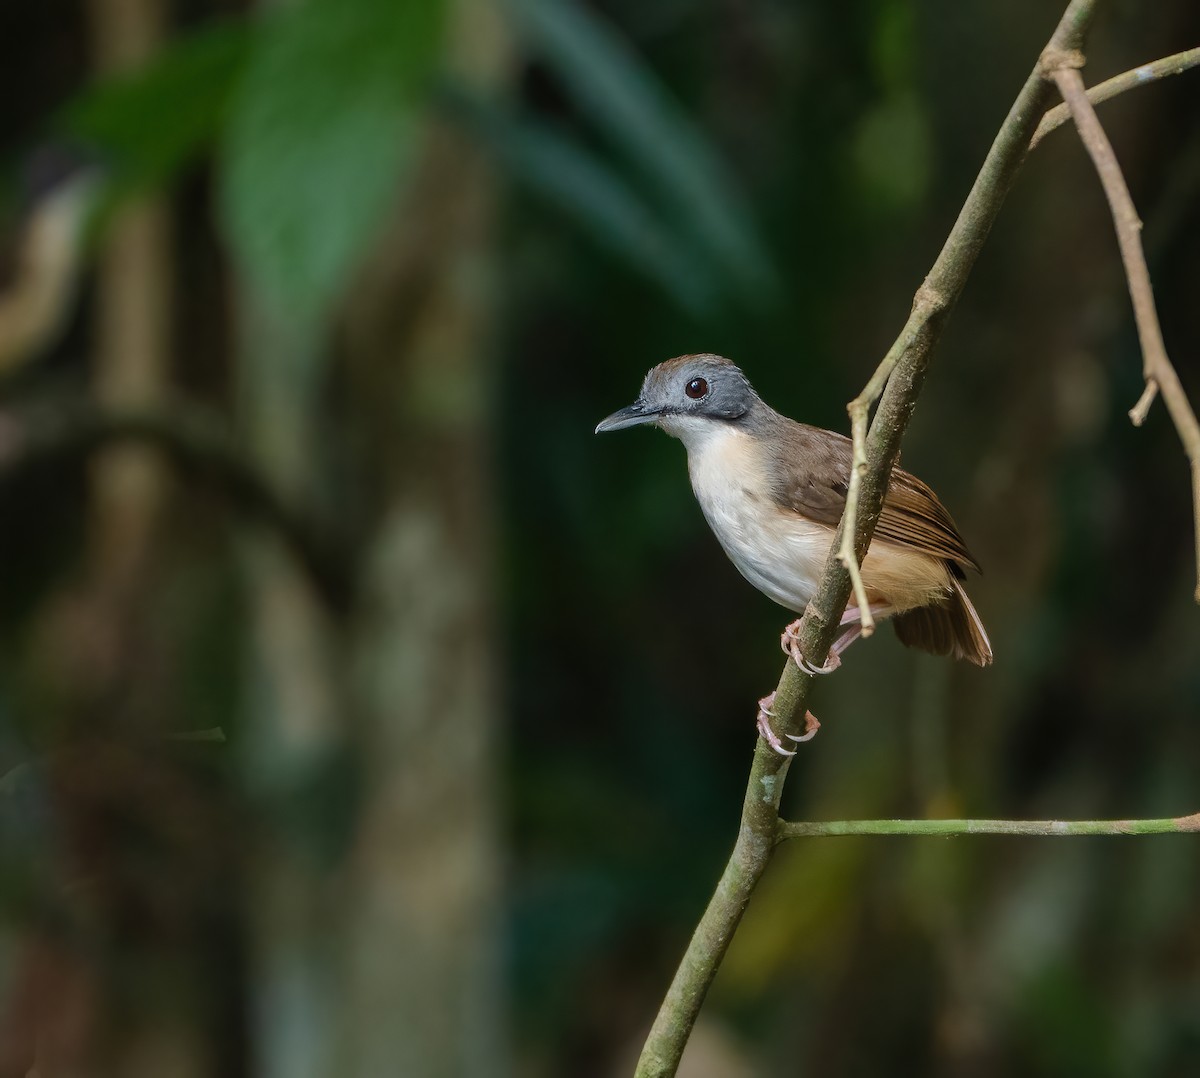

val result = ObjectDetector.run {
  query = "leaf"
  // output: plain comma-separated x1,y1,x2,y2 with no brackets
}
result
61,20,253,190
851,91,932,212
218,0,446,317
508,0,775,306
452,92,716,314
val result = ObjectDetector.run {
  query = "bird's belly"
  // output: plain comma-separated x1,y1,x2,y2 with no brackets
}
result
696,491,832,613
695,488,952,615
684,424,952,615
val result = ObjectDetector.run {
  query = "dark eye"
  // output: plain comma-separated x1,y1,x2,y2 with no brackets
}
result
685,377,708,400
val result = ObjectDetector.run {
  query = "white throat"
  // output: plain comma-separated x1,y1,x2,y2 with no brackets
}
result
667,418,832,613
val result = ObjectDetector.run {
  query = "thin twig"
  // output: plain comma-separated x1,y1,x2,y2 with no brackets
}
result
837,294,941,637
1130,378,1159,425
633,4,1102,1075
1044,51,1200,601
1031,45,1200,149
837,401,874,634
779,812,1200,840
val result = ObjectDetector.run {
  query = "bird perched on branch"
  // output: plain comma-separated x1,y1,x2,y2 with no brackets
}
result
595,354,991,754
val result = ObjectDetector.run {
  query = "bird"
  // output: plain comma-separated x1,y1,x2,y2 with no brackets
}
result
595,353,992,754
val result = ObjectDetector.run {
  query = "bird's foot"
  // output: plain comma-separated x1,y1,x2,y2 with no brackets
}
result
779,620,842,676
756,691,821,757
756,693,793,755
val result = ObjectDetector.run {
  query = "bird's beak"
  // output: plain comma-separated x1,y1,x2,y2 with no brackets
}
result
594,399,660,434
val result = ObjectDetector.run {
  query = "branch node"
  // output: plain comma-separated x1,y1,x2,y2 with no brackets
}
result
1040,46,1086,76
1032,47,1200,150
913,282,947,314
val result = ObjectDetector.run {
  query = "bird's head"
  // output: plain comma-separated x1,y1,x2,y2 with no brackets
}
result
594,354,760,444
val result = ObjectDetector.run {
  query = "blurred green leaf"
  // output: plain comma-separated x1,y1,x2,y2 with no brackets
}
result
452,93,715,314
62,20,252,189
851,91,932,212
219,0,446,318
508,0,775,307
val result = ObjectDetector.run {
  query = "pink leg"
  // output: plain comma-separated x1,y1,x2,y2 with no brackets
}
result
780,603,894,675
756,691,821,757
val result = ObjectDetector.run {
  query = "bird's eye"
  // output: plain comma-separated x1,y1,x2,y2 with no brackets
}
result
685,377,709,400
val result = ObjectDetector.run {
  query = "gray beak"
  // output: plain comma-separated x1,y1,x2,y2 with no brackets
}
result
594,400,660,434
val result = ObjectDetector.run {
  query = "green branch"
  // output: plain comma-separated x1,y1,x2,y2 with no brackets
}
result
779,813,1200,840
634,3,1105,1075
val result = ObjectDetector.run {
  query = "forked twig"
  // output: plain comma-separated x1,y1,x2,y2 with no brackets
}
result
1031,45,1200,149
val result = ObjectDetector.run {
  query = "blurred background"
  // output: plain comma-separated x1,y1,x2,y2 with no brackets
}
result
0,0,1198,1075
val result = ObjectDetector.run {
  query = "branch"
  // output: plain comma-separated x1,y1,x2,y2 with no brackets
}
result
836,296,935,637
1042,49,1200,602
1030,46,1200,150
779,812,1200,840
634,4,1101,1075
828,34,1198,639
0,398,350,609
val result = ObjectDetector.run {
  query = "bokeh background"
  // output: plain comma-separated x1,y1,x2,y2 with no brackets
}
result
1,0,1198,1075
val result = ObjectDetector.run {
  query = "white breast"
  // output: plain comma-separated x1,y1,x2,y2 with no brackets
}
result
679,422,832,613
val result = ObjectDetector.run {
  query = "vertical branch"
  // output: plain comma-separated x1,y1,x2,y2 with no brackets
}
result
1042,51,1200,601
87,0,172,615
836,304,929,637
635,2,1100,1074
15,2,177,1074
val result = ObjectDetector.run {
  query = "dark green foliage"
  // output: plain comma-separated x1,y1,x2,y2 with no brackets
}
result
2,0,1199,1075
219,0,447,316
63,21,253,191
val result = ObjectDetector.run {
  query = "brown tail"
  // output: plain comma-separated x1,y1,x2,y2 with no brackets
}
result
892,578,993,666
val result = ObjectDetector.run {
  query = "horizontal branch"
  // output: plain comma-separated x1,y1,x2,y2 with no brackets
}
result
1031,46,1200,149
0,398,351,609
779,812,1200,840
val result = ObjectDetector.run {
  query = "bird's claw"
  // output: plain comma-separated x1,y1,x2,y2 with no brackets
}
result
756,692,794,755
756,691,820,756
787,710,821,742
795,652,840,676
779,620,841,676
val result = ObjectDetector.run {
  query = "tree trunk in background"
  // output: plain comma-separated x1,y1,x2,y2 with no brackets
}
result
88,0,170,563
238,2,510,1073
82,0,172,706
9,2,180,1075
335,3,509,1073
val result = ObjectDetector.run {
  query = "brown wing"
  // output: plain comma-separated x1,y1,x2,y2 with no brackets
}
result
767,421,980,574
877,469,979,573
